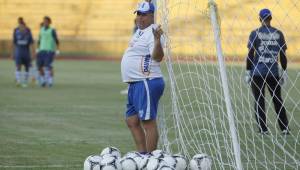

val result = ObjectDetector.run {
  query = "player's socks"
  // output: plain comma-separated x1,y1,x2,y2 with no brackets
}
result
38,75,46,87
23,72,29,86
44,68,52,87
48,76,53,87
15,70,21,86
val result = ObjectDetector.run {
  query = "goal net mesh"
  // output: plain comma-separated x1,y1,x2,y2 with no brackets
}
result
156,0,300,169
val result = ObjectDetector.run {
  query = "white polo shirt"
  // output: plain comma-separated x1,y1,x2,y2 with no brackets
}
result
121,24,164,83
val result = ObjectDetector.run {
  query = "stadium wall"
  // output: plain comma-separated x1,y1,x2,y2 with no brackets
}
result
0,0,299,60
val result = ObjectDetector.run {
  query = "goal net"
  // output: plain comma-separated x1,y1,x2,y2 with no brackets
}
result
156,0,300,169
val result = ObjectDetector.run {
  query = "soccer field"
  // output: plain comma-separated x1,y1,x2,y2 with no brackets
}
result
0,60,299,170
0,60,132,170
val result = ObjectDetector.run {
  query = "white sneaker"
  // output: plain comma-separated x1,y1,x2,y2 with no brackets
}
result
282,129,290,135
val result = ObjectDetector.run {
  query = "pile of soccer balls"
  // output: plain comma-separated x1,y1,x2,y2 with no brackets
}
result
84,147,212,170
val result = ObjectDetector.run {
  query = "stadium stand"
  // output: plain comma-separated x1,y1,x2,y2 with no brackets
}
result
0,0,299,59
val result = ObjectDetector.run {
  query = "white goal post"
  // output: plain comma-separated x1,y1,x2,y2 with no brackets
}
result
208,1,242,169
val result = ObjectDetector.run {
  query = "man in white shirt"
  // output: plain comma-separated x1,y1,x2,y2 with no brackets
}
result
121,1,165,153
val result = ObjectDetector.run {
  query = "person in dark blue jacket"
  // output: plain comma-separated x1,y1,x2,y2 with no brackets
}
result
245,9,289,135
12,17,34,87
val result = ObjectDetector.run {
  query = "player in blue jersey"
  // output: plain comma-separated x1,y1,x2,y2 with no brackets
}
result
36,16,60,87
245,9,289,135
121,1,165,153
12,17,34,87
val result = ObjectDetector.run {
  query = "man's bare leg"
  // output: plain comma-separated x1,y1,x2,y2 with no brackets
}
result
126,115,147,152
142,119,159,152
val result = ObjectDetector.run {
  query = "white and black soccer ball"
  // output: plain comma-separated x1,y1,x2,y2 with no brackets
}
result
172,154,188,170
158,164,176,170
120,157,139,170
161,156,177,168
134,154,150,170
151,149,168,159
84,155,102,170
100,147,121,158
124,151,142,159
146,157,161,170
189,153,212,170
99,154,121,170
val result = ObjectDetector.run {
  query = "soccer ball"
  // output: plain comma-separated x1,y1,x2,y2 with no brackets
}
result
146,157,161,170
134,154,150,170
158,164,176,170
100,147,121,158
120,157,139,170
84,155,102,170
172,154,187,170
122,151,149,169
161,156,176,168
99,154,121,170
124,151,142,158
189,153,212,170
151,149,168,159
146,156,167,170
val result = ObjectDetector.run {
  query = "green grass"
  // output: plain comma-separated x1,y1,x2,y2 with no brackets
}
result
0,60,131,170
0,60,299,170
160,62,300,169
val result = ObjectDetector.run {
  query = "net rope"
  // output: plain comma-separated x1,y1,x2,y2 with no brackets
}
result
156,0,300,169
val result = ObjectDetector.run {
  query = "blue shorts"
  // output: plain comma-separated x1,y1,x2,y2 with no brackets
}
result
36,51,55,68
126,78,165,120
15,55,31,68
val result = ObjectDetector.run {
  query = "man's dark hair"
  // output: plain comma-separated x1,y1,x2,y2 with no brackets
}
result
44,16,52,24
18,17,26,26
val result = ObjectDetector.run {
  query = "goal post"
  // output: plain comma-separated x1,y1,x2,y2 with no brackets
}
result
208,1,243,169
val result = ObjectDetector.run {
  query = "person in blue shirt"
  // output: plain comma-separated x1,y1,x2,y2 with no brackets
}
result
245,9,289,135
12,17,34,87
